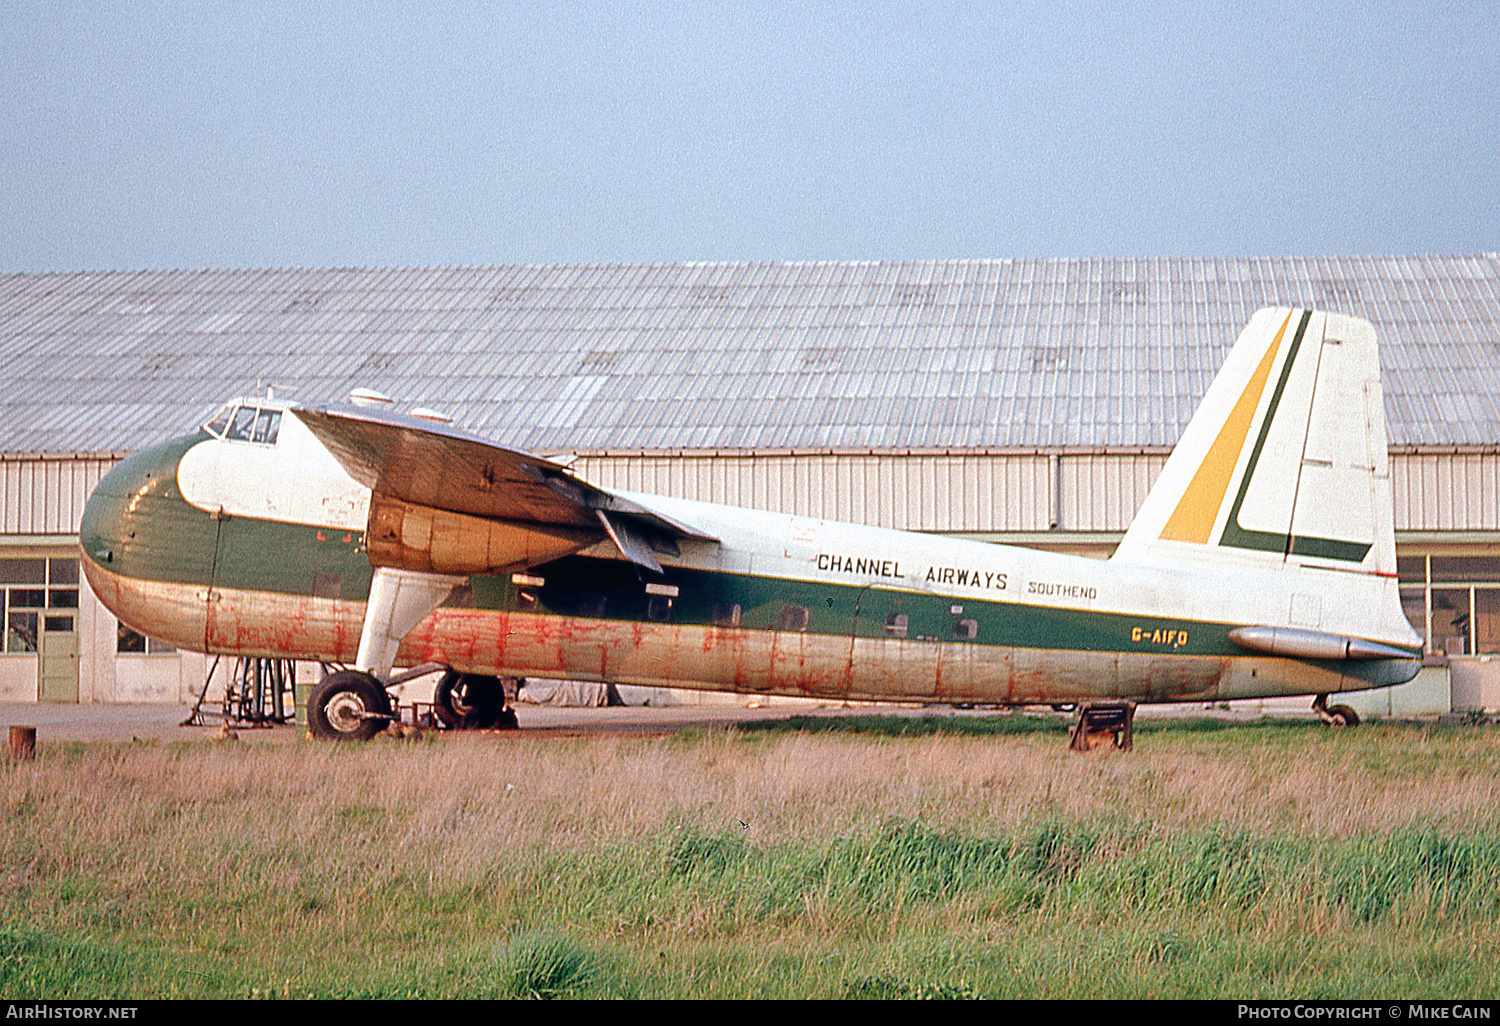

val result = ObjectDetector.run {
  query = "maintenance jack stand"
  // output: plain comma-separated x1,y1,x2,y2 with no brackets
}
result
1068,701,1136,752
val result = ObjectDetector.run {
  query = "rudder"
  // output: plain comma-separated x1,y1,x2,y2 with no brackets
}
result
1114,307,1397,578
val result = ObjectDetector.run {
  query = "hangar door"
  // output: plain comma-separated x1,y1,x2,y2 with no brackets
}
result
2,557,79,702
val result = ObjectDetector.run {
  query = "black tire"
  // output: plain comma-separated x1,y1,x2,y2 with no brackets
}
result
1327,704,1360,728
434,671,504,729
307,670,390,741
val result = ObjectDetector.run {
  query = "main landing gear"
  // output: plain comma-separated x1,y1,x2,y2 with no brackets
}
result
309,567,523,741
307,670,392,741
307,667,521,740
433,671,519,731
1313,693,1360,727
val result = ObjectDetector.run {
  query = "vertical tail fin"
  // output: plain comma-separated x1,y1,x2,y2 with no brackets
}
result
1114,307,1397,578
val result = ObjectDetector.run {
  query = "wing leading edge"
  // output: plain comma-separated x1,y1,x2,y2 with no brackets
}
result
293,404,716,575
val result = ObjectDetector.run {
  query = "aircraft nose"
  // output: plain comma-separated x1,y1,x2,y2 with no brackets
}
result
79,434,201,573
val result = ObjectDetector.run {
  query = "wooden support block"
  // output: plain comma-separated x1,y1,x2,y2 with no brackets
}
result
8,725,36,762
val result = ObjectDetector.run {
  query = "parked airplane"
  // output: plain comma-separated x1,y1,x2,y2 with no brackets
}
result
79,307,1422,743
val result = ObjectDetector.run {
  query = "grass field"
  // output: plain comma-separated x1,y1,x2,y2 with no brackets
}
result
4,714,1500,999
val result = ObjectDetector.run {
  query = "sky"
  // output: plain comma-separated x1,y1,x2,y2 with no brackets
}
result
1,0,1496,272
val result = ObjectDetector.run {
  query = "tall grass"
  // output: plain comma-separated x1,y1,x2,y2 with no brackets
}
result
3,719,1500,997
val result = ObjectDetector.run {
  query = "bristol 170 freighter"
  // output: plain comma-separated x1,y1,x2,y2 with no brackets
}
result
78,308,1422,743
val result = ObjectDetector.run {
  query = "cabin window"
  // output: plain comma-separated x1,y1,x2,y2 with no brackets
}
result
953,617,978,640
778,605,809,632
648,595,673,622
312,573,343,600
884,612,909,638
712,602,742,628
116,625,176,654
578,593,607,618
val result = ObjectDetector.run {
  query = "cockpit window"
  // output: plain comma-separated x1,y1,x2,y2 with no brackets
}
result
225,406,259,441
209,403,284,446
203,403,233,437
252,409,282,445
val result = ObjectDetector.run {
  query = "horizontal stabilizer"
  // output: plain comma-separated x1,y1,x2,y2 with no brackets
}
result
1228,626,1419,661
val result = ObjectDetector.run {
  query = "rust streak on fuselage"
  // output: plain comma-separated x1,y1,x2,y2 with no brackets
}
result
82,557,1367,706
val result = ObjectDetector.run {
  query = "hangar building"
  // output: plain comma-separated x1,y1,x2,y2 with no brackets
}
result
1,255,1497,709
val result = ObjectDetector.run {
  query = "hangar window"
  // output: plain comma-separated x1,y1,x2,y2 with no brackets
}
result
1432,590,1471,656
1397,554,1500,656
116,625,175,655
6,613,37,653
0,559,59,654
1478,591,1500,656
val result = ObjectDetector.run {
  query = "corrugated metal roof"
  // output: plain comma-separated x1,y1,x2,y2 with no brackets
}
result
1,256,1498,454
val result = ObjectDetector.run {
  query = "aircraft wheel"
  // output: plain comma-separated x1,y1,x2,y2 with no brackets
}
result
434,671,504,729
1327,704,1360,728
308,670,390,741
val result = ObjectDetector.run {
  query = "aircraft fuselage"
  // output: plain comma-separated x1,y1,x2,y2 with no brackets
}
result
79,419,1420,707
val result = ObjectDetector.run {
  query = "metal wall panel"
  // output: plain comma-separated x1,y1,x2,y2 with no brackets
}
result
581,450,1500,535
0,459,116,535
3,449,1496,540
575,452,1053,532
1390,453,1500,531
1059,454,1169,531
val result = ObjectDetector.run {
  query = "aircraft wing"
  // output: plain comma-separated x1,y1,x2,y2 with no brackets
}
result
293,403,715,575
